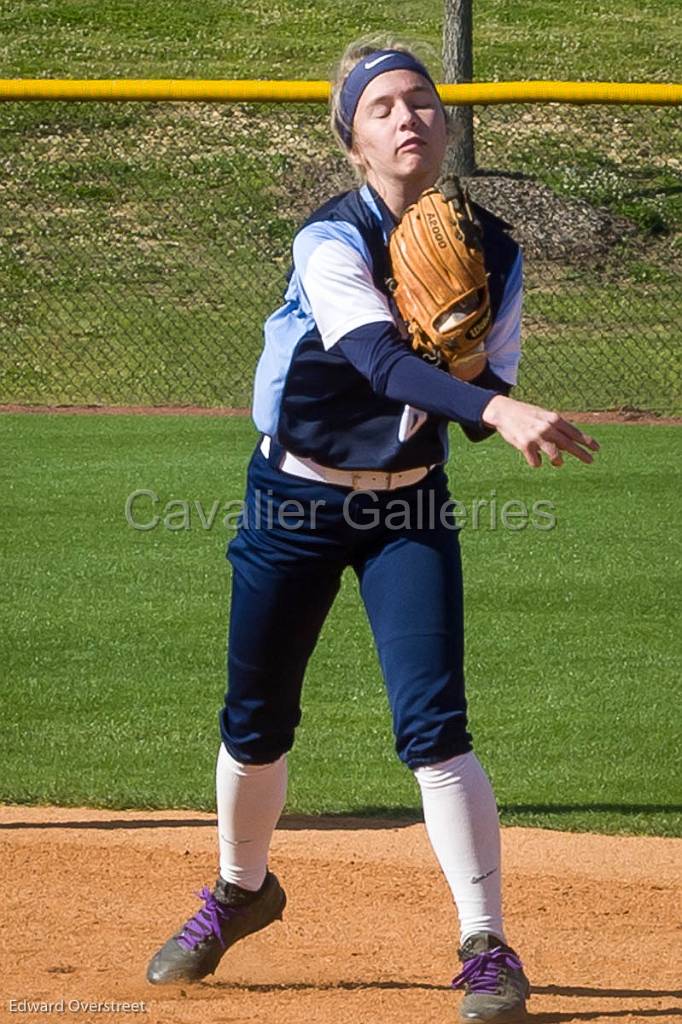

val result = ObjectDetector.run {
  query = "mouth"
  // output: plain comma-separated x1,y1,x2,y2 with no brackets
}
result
398,137,426,152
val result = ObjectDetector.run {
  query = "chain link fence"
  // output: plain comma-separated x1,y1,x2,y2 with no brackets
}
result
0,99,680,412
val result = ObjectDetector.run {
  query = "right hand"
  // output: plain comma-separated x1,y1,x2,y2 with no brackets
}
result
482,394,600,468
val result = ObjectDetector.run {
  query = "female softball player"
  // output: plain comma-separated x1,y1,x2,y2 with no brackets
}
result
147,39,599,1023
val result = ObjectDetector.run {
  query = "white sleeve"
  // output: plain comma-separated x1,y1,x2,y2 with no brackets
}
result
485,248,523,386
293,222,395,350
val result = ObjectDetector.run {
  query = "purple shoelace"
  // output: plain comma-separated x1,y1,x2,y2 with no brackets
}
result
176,886,240,951
452,947,523,993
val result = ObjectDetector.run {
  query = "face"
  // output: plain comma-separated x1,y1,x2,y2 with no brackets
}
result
349,69,447,194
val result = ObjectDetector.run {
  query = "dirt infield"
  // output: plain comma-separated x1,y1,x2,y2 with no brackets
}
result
1,404,680,425
1,806,680,1024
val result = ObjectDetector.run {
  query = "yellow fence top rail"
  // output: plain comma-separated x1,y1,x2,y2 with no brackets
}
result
1,79,681,105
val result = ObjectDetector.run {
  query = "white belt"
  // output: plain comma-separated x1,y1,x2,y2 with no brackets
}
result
260,436,434,491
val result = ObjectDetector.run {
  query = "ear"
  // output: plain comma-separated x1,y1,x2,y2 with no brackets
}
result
348,144,366,172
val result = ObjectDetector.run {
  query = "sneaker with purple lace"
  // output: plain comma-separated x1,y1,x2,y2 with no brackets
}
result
452,932,530,1023
146,871,286,984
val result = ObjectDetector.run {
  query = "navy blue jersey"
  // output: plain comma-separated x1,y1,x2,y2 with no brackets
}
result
253,184,522,471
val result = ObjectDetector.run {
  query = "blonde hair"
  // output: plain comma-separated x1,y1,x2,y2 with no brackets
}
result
329,35,445,182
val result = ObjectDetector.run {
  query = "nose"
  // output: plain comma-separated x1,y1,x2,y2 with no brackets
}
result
396,100,419,129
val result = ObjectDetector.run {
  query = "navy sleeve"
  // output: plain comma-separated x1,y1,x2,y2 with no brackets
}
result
336,322,501,431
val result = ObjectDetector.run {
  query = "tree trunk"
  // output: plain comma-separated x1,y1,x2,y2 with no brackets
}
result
442,0,476,177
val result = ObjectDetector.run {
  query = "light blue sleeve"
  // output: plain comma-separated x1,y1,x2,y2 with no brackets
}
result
252,218,396,434
293,221,394,349
485,249,523,386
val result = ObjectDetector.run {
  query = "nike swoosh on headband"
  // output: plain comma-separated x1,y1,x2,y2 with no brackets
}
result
364,53,394,70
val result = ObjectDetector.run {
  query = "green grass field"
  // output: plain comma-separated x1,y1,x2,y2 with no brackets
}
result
1,0,679,81
2,413,680,836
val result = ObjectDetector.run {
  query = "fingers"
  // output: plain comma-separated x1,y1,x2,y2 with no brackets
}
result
532,415,599,467
528,427,599,468
554,418,600,454
533,439,563,467
534,437,594,467
554,423,600,464
525,442,542,468
554,435,594,464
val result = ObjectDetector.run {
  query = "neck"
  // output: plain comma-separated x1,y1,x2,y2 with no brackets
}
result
366,172,435,220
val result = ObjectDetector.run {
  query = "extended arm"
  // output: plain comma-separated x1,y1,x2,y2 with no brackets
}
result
338,325,598,467
297,226,598,467
336,322,502,431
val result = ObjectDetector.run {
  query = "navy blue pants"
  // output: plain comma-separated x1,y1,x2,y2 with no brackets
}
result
220,445,472,769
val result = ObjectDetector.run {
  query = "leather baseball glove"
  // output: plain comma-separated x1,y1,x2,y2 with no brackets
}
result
387,175,491,381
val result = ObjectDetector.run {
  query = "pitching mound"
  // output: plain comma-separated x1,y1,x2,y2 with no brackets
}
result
1,806,680,1024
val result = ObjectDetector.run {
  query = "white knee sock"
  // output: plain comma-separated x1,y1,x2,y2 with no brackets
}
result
215,743,288,892
414,751,505,944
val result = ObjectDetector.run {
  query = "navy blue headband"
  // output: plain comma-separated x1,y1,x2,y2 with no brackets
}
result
335,50,438,149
